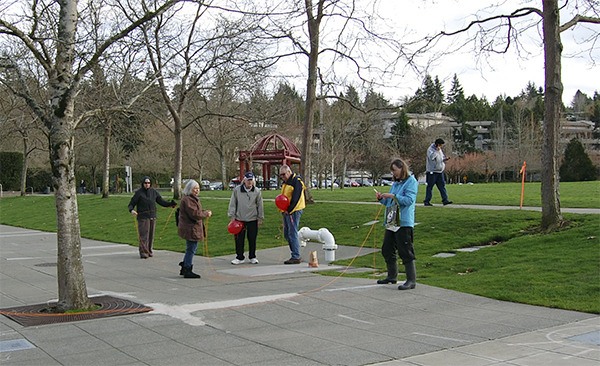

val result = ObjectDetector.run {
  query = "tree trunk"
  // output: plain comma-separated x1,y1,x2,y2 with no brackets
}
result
300,0,323,203
102,123,111,198
49,116,93,311
220,150,227,190
541,0,563,230
20,135,29,196
174,120,183,199
49,0,93,311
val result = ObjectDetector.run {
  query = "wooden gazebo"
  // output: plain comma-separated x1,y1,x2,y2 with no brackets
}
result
238,133,302,189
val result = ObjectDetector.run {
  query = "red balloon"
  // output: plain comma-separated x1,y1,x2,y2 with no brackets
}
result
275,194,290,211
227,220,244,235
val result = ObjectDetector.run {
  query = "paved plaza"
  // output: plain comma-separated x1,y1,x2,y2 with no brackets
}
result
0,224,598,365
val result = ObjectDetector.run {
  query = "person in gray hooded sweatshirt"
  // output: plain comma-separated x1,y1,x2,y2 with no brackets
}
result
424,138,453,206
128,176,176,258
228,172,264,265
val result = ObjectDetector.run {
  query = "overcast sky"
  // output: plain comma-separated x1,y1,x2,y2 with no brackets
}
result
372,0,599,106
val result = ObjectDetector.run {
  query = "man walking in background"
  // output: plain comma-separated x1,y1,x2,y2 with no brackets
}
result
424,138,453,206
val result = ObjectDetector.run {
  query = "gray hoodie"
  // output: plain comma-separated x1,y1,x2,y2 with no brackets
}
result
426,143,446,173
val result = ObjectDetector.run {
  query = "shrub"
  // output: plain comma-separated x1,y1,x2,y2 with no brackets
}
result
0,152,23,190
560,138,597,181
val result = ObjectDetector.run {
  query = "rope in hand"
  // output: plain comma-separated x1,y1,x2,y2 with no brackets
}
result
303,204,384,294
158,206,177,240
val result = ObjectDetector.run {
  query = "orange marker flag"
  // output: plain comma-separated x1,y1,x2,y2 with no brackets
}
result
519,161,527,209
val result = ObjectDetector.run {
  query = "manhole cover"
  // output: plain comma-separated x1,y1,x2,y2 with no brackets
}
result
0,295,152,327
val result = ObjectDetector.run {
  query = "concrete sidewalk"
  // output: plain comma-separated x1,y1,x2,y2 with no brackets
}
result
0,224,598,366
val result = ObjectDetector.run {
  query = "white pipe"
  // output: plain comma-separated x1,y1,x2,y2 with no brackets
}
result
297,227,338,262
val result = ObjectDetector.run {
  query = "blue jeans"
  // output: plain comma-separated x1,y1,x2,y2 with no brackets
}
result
424,172,449,203
183,240,198,267
283,210,303,259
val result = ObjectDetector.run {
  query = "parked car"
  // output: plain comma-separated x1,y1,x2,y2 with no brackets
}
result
200,180,211,190
257,178,277,189
358,178,373,187
229,177,241,189
321,179,339,188
209,181,223,190
344,179,360,187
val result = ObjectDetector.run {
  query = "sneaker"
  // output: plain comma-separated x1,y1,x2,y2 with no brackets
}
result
249,258,259,264
284,258,302,265
443,201,453,206
423,202,433,206
231,258,245,265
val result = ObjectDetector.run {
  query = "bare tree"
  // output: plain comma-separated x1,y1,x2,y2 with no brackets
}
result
419,1,599,230
135,2,270,199
0,91,46,195
0,0,181,311
257,0,408,184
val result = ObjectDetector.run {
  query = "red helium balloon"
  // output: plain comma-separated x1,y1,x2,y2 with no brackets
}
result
275,194,290,211
227,220,244,235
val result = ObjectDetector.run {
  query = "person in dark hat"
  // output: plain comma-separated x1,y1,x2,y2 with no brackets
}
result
424,138,453,206
228,171,264,265
128,176,176,258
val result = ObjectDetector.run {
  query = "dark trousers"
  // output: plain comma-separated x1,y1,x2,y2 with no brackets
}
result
235,220,258,260
137,218,156,258
424,172,449,203
381,227,415,265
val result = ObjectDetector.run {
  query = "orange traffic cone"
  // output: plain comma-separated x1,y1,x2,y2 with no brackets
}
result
308,250,319,267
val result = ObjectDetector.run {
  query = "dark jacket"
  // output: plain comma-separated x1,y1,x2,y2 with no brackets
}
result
178,194,210,241
128,176,173,220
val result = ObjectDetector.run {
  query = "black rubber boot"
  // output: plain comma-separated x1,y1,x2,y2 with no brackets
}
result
178,262,184,276
377,260,398,284
183,265,200,279
398,261,416,290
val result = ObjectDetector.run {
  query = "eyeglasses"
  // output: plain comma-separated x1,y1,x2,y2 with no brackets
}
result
279,173,286,178
144,181,151,184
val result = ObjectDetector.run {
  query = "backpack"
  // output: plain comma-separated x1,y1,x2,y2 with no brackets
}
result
175,207,180,227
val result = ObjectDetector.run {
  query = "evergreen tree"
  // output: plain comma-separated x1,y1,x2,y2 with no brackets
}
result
446,74,466,122
559,138,597,181
403,74,444,113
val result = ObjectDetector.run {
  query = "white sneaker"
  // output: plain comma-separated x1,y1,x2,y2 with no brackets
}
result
231,258,245,265
249,258,259,264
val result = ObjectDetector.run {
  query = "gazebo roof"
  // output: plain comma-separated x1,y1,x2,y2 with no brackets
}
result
239,133,301,162
250,133,301,156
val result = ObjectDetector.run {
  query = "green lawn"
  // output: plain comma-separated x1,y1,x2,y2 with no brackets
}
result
1,181,599,313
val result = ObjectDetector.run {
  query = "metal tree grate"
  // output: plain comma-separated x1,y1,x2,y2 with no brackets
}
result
0,295,152,327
